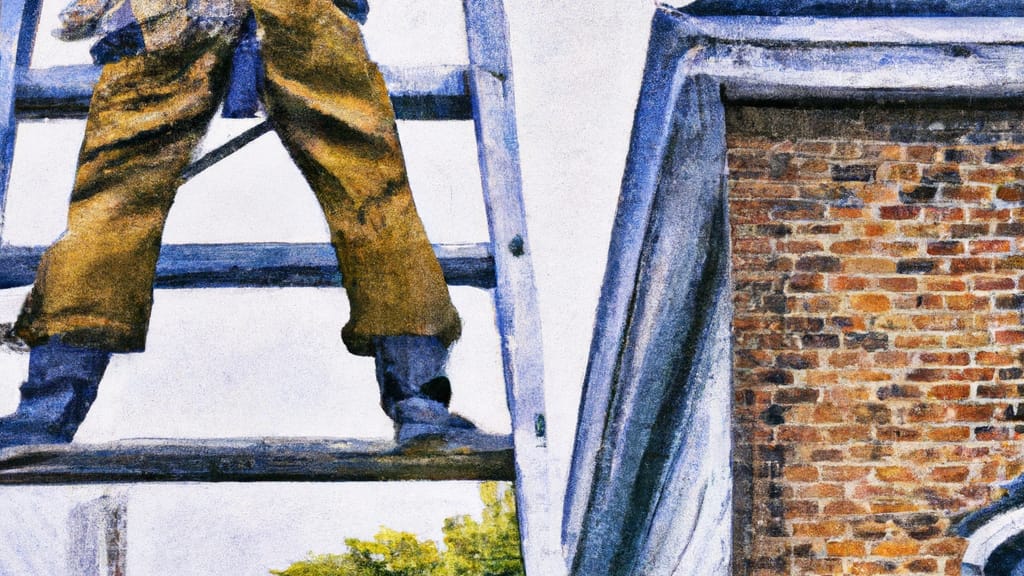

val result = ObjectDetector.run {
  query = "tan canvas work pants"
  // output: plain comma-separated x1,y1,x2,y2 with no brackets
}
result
15,0,461,356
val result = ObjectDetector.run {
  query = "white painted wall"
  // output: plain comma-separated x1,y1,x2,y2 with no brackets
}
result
0,0,656,573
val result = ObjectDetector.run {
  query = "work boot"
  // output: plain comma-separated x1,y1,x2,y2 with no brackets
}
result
0,338,111,449
373,335,476,443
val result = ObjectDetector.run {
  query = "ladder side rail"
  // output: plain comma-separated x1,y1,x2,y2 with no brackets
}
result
0,0,43,245
462,1,564,575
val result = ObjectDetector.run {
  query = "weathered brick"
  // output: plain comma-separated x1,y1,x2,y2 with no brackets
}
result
927,241,963,256
879,205,920,220
775,387,821,404
996,222,1024,236
788,273,825,292
876,426,922,442
922,163,961,184
950,223,989,238
802,333,840,349
896,259,936,274
898,184,936,203
832,164,875,182
987,147,1024,164
944,185,992,203
842,332,888,352
777,353,819,370
919,352,970,366
876,384,922,400
796,255,841,272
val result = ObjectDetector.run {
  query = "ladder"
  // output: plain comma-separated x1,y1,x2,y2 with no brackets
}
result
0,1,563,574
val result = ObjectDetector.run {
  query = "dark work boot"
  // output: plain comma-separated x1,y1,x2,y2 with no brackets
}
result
0,338,112,449
373,335,476,443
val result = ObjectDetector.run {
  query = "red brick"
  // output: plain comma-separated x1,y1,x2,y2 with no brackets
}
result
975,276,1016,290
928,384,971,401
953,404,995,421
879,205,920,220
971,239,1012,254
977,351,1017,366
830,276,869,291
877,277,917,292
996,330,1024,344
998,183,1024,202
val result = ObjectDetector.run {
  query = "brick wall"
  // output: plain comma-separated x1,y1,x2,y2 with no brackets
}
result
728,106,1024,575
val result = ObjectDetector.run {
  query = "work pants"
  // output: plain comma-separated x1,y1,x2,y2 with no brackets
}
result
15,0,461,356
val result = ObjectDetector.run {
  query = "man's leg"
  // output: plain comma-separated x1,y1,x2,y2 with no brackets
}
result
249,0,468,438
2,36,233,448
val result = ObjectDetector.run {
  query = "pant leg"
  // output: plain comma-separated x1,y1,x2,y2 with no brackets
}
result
250,0,461,357
15,36,234,352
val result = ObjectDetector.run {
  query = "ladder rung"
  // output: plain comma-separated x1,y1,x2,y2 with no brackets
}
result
14,64,473,121
0,242,496,289
0,436,514,484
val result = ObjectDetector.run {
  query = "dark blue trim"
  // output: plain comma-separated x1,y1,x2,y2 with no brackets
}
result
678,0,1024,17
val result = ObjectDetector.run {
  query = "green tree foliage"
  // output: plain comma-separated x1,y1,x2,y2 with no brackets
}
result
271,482,524,576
